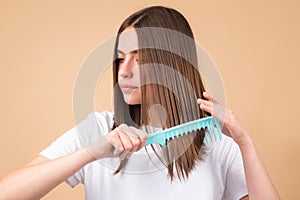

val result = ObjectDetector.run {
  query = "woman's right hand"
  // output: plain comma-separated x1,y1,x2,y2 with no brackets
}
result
86,124,148,160
0,124,147,200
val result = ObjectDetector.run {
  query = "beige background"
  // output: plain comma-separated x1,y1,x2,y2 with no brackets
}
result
1,0,299,199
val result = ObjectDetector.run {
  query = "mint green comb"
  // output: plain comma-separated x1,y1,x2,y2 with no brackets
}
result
145,116,222,147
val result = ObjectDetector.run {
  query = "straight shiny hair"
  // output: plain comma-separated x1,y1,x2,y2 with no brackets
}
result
112,5,209,181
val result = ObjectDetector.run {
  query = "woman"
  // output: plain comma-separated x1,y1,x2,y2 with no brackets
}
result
0,6,280,200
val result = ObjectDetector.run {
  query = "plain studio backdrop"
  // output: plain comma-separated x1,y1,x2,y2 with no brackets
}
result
0,0,299,199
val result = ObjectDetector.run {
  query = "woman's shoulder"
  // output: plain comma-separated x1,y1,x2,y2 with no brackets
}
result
92,110,114,122
88,110,114,132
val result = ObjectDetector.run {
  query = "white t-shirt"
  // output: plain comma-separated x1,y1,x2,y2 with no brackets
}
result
39,111,248,200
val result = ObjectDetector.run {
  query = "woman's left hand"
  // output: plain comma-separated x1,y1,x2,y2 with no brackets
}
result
197,92,251,146
198,92,281,200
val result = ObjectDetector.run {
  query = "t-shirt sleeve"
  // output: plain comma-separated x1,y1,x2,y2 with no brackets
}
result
39,124,85,187
223,140,249,200
39,111,113,188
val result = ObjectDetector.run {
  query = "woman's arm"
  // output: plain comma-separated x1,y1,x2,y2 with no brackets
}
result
0,124,147,200
197,92,280,200
238,134,280,200
0,148,94,200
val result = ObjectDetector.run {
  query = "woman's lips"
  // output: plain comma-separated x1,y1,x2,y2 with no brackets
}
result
119,84,138,93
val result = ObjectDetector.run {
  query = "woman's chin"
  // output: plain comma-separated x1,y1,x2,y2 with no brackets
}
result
125,100,141,105
122,92,141,105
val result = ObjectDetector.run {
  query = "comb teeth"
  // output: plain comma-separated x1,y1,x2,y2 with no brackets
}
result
145,116,222,147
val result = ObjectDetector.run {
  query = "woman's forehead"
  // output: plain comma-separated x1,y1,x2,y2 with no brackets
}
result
118,27,139,54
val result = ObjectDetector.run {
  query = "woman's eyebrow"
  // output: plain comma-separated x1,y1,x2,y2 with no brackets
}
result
117,49,138,54
117,50,125,54
130,50,138,54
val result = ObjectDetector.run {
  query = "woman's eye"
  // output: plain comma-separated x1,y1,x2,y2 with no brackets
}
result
134,56,140,62
117,58,124,63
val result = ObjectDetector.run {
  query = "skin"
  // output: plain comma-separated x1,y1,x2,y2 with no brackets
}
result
0,27,146,200
197,92,281,200
117,26,141,105
0,27,280,199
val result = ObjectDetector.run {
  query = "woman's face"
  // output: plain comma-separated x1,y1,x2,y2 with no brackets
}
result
117,26,142,105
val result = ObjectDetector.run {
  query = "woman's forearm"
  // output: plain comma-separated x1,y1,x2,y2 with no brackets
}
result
237,134,281,200
198,92,280,199
0,148,95,200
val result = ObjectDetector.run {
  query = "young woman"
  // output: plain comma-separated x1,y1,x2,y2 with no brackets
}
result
0,6,280,200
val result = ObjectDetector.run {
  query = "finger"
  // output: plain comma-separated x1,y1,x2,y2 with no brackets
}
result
118,130,134,152
203,92,219,103
197,98,212,106
112,136,125,157
120,124,147,151
128,126,147,151
113,148,124,157
199,103,213,114
129,126,148,139
107,130,124,157
198,98,213,112
116,127,135,160
118,125,141,151
119,124,141,142
123,126,143,152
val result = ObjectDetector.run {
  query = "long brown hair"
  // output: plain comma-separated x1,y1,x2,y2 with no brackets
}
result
112,6,209,181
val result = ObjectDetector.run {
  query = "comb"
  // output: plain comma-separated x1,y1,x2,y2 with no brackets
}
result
145,116,222,147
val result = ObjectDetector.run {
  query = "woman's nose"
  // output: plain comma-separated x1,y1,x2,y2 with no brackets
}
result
118,58,134,79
